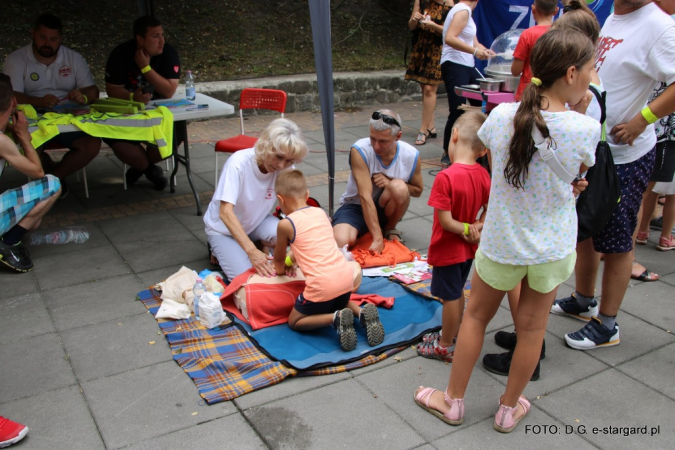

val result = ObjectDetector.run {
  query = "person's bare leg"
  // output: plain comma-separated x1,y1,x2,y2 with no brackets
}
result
333,223,359,249
599,251,633,317
638,184,658,235
661,195,675,240
421,83,439,134
631,199,659,279
51,136,101,179
506,283,521,320
379,179,411,232
415,271,505,414
502,279,557,409
111,141,152,171
574,238,601,297
438,297,463,348
288,308,333,330
17,188,61,231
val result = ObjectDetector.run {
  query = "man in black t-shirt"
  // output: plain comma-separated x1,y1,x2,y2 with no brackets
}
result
103,16,181,190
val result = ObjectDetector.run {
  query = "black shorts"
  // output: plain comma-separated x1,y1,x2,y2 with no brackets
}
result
46,131,91,148
430,260,474,301
332,192,387,237
650,140,675,182
294,291,352,316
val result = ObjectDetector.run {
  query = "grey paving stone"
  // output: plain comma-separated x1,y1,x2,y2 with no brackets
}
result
43,274,147,331
422,167,442,189
0,270,40,299
357,356,503,442
633,243,675,278
0,333,75,403
234,371,351,411
60,312,173,382
147,173,213,200
0,385,105,450
535,369,675,448
349,346,418,377
245,378,425,450
168,206,209,233
32,245,131,290
26,222,109,258
546,309,675,367
125,414,267,450
661,272,675,288
620,278,675,332
430,406,596,449
78,185,156,209
97,211,188,244
309,182,345,211
114,234,207,273
406,185,431,217
135,263,208,289
185,142,216,159
397,216,433,252
82,361,236,449
617,342,675,401
0,293,53,344
293,161,328,177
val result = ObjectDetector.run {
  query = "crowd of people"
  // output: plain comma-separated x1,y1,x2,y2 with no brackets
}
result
1,0,674,446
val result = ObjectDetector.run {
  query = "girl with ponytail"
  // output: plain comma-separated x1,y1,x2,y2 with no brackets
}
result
413,28,600,433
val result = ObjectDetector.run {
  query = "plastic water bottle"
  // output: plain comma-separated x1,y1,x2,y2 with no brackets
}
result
29,227,89,245
193,277,206,320
185,71,196,101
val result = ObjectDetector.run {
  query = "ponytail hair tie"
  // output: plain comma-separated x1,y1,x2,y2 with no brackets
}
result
531,77,542,87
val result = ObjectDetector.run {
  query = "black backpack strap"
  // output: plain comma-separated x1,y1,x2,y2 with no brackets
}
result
588,84,606,125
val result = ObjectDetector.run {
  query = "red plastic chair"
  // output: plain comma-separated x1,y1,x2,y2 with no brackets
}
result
214,88,287,185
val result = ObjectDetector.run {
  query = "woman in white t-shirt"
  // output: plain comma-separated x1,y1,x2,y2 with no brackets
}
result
414,29,599,433
439,0,493,164
203,118,308,281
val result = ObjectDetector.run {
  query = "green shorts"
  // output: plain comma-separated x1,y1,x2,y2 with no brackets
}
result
475,248,576,294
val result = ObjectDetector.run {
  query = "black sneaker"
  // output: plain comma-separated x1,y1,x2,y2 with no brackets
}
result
483,349,540,381
650,216,663,231
144,165,168,191
494,332,546,360
125,167,144,186
0,241,34,273
332,308,357,351
358,303,385,346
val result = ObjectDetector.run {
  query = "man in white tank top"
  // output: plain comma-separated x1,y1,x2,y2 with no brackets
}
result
333,109,423,254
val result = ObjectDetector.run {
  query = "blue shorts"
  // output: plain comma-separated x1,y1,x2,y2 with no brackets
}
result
431,260,473,300
294,291,352,316
593,148,655,254
332,200,387,237
0,175,61,236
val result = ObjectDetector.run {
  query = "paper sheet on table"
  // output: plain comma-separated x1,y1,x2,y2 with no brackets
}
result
361,261,431,277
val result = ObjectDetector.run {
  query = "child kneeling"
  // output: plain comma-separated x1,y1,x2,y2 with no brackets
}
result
273,169,384,351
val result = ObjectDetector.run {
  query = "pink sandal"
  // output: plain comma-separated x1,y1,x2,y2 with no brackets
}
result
494,396,531,433
413,387,464,425
657,235,674,251
636,231,649,245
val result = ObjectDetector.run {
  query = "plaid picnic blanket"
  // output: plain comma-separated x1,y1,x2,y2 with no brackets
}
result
137,288,404,404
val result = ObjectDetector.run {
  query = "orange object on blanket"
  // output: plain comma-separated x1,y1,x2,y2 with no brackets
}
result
350,233,421,268
219,268,394,330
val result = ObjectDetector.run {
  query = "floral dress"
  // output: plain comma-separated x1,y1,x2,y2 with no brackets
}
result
405,0,451,85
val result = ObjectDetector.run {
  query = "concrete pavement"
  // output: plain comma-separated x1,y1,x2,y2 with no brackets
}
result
1,98,674,449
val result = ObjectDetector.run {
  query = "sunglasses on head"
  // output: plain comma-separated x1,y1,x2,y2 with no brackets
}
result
563,2,582,13
372,111,401,129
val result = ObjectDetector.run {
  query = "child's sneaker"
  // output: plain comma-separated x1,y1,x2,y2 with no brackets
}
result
0,241,33,273
0,416,29,448
417,336,454,363
333,308,357,351
422,330,441,344
550,293,598,322
565,317,620,350
358,303,384,346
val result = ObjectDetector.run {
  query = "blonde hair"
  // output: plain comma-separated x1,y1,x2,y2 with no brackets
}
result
275,169,308,198
454,111,487,153
369,109,402,136
254,118,308,166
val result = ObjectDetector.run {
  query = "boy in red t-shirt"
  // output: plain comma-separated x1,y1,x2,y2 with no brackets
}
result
417,111,490,362
511,0,559,100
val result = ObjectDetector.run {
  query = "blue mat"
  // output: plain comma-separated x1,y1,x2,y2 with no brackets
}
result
234,277,442,370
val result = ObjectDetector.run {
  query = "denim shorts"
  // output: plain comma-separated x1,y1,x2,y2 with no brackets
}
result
431,260,473,300
593,148,655,254
294,291,352,316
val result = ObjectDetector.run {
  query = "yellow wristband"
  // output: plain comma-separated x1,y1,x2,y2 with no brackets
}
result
129,92,134,101
285,256,293,267
141,65,152,74
641,106,658,125
82,94,88,104
463,223,470,236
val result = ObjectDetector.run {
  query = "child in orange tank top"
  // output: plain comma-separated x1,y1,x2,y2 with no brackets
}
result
273,169,385,351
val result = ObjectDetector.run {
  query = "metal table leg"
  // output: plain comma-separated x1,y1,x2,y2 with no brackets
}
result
169,120,203,216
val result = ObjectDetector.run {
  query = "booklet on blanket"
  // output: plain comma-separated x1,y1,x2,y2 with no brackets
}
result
392,270,432,285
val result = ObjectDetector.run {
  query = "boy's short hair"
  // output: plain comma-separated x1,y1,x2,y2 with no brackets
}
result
133,16,162,39
535,0,558,15
0,74,14,113
454,111,487,153
275,169,307,198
